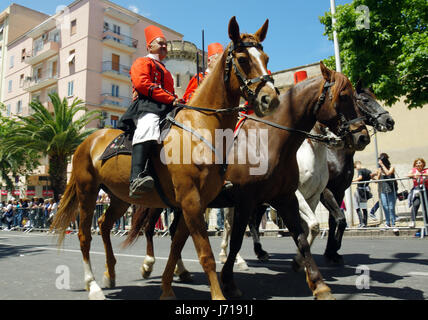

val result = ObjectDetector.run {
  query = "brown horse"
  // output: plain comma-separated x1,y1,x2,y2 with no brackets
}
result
50,16,280,300
124,62,370,300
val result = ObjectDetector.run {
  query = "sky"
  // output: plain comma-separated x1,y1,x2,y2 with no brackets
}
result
3,0,352,72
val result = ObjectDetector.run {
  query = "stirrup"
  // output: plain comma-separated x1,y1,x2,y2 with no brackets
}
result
129,174,154,198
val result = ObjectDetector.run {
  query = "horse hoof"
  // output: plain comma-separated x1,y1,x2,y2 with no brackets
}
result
291,257,304,273
222,282,243,299
177,271,193,283
160,291,177,300
324,253,344,266
257,251,270,262
102,274,116,288
141,265,153,279
88,282,106,300
236,261,249,271
314,285,335,300
219,254,227,264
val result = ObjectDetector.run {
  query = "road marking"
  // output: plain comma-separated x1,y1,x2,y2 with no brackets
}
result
407,272,428,277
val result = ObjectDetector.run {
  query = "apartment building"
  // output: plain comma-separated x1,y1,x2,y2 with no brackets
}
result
1,0,183,199
0,4,49,102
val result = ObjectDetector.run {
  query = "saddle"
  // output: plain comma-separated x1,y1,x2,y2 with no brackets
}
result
99,108,181,209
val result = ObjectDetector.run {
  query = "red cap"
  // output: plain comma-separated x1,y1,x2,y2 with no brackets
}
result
145,25,165,47
294,70,308,84
208,43,224,58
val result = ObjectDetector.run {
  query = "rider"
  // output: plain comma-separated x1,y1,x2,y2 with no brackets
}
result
118,25,179,198
182,42,224,103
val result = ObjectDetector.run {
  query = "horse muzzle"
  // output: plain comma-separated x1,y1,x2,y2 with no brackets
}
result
253,88,280,117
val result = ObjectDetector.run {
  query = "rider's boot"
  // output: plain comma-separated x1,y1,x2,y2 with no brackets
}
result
129,141,155,198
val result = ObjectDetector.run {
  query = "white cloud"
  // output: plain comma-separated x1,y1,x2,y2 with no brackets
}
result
128,5,139,14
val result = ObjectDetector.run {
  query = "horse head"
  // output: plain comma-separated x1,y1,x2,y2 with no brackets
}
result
355,80,395,132
314,61,370,151
225,16,280,117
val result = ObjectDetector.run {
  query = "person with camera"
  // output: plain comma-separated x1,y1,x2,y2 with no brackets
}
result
353,161,375,227
407,158,428,228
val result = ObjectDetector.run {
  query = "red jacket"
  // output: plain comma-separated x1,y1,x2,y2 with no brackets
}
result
182,72,205,103
130,56,176,104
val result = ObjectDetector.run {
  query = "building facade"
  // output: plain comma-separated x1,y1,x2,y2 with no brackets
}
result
1,0,183,200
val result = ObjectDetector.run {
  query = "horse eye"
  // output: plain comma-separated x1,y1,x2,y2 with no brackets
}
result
362,98,369,103
237,57,247,64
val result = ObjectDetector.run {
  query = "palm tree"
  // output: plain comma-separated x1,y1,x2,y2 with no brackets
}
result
4,93,101,201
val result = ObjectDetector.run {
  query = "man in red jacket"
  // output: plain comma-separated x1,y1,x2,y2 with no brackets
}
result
182,42,224,103
118,25,178,198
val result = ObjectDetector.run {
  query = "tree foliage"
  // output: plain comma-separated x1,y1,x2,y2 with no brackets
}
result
319,0,427,109
3,94,101,200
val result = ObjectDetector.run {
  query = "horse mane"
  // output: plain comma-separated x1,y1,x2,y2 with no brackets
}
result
188,33,260,105
328,70,354,104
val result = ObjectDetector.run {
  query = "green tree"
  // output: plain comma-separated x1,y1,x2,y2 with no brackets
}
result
320,0,427,109
3,94,101,200
0,104,40,191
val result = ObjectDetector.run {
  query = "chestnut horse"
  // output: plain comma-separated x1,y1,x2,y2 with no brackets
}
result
50,16,280,300
124,62,370,300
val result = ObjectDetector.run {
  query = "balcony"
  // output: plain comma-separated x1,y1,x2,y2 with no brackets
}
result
26,40,60,65
101,61,130,82
100,93,132,110
102,29,138,54
24,71,58,92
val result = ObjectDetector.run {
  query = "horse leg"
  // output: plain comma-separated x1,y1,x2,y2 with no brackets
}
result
76,188,105,300
98,196,130,288
160,212,190,299
320,189,347,265
219,207,231,264
179,191,224,300
250,204,269,262
273,196,334,300
170,210,192,283
221,203,252,298
141,208,162,279
293,191,320,271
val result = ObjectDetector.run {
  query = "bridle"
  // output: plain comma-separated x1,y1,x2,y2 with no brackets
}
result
355,92,389,128
224,41,278,102
314,80,366,138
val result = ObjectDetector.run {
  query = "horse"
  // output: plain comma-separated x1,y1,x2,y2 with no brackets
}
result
245,81,395,267
50,16,280,300
123,62,371,300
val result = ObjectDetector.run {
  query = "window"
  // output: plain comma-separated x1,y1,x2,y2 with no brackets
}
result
19,74,24,87
110,115,118,129
68,49,75,74
176,74,181,88
8,80,12,93
113,24,121,35
104,22,109,32
111,84,119,97
70,19,77,36
6,104,11,117
68,81,74,97
10,55,14,68
17,100,22,114
112,54,120,72
21,49,26,62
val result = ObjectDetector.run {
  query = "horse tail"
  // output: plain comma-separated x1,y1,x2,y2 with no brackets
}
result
121,205,150,248
50,172,79,247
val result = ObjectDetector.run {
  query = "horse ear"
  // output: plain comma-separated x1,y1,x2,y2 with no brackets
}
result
254,19,269,42
320,61,331,82
228,16,241,43
356,79,363,94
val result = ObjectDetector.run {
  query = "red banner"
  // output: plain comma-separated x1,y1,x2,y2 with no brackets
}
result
1,190,8,196
42,190,54,197
12,190,20,196
26,190,36,196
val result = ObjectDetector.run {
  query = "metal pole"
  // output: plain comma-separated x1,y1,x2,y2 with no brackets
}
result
201,29,205,74
330,0,353,224
330,0,342,72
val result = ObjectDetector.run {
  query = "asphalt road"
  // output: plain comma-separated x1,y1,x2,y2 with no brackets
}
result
0,229,427,301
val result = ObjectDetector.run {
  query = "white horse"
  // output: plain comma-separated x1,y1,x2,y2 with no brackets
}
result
219,122,343,268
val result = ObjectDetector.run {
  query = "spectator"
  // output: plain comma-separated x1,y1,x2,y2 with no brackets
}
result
373,153,397,229
3,200,14,230
213,208,224,232
352,161,374,227
407,158,428,228
46,198,58,228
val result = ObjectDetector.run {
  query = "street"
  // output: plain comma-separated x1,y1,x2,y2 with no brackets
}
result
0,230,427,300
